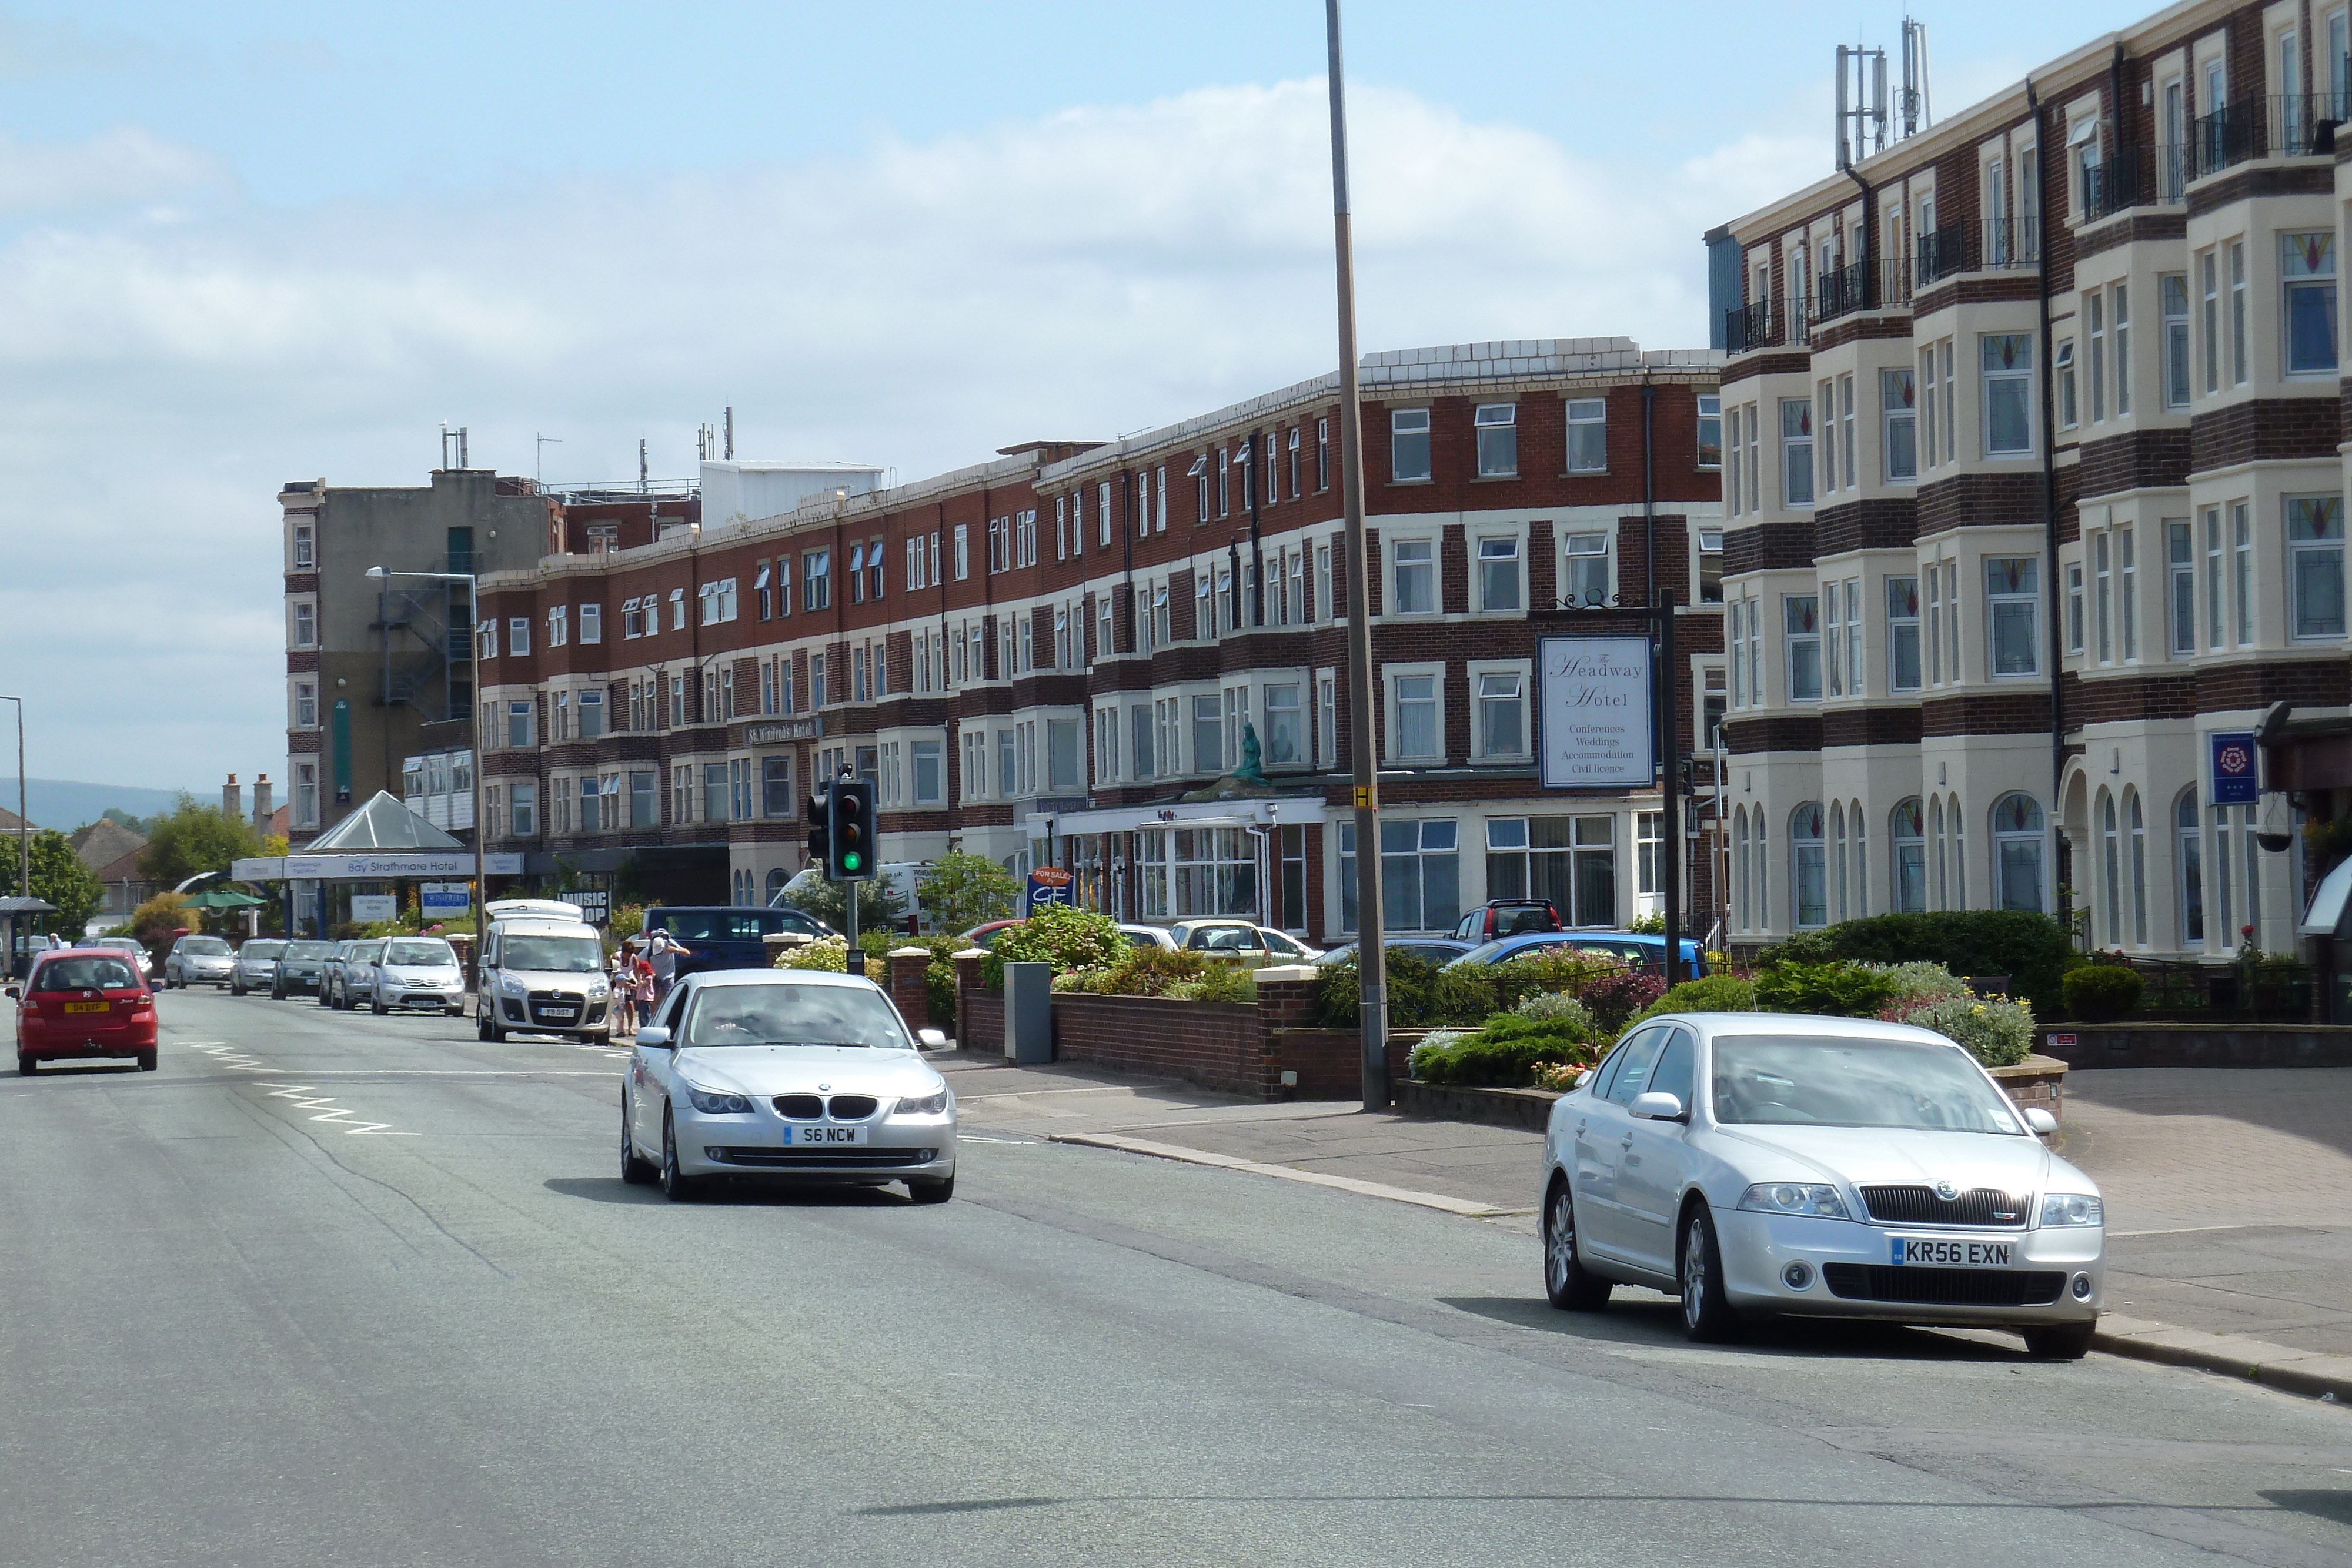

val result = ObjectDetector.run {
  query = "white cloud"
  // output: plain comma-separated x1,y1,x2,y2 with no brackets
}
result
0,80,1803,791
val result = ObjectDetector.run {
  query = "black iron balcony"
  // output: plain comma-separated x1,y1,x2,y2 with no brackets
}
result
1916,222,1970,285
2187,95,2341,179
1880,253,1913,309
1983,214,2039,269
2082,146,2147,221
1725,300,1781,355
1816,258,1873,323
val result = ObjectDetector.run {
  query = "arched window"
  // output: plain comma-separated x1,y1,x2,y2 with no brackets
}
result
1731,808,1750,931
1792,801,1828,929
1830,801,1848,922
2099,791,2120,944
1928,795,1945,908
764,867,791,903
2127,789,2148,946
1950,793,1968,907
1850,799,1867,917
1892,797,1926,912
2177,790,2204,945
1991,792,2044,912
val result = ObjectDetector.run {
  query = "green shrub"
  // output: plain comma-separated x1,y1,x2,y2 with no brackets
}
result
2062,963,2142,1022
1753,959,1899,1018
1900,995,2036,1067
983,905,1130,989
1409,1013,1602,1086
1628,974,1757,1026
1317,950,1441,1027
1162,963,1257,1004
1487,950,1624,1014
1768,911,2074,1014
776,936,853,972
1081,945,1211,997
1867,960,1969,1008
1514,991,1593,1029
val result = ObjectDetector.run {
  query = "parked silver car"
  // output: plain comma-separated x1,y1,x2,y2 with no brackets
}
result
622,969,954,1202
230,940,286,997
164,935,236,989
326,939,385,1011
1540,1012,2103,1359
369,936,466,1016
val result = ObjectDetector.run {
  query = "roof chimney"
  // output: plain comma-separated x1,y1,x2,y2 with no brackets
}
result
252,774,273,834
223,773,242,821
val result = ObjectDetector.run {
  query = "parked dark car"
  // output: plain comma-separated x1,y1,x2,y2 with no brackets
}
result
1451,900,1565,942
273,940,335,998
642,905,833,979
1315,938,1478,968
1445,931,1708,975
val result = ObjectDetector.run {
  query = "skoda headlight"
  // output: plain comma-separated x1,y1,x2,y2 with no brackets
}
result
685,1084,755,1115
894,1088,951,1116
1737,1182,1850,1219
2040,1192,2103,1228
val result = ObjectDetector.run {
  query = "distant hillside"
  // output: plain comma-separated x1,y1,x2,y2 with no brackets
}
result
0,778,205,832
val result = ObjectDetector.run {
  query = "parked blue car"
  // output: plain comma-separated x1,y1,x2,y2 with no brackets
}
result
641,905,834,979
1443,931,1708,975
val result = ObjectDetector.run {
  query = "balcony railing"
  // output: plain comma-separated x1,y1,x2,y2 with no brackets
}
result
1916,222,1970,285
2191,93,2346,179
2082,146,2146,221
1983,214,2040,269
1816,258,1874,323
1725,300,1781,355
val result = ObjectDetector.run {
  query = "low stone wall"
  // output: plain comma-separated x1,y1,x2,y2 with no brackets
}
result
1990,1054,2067,1118
1395,1081,1559,1131
1264,1028,1425,1099
2037,1023,2352,1069
1051,992,1264,1095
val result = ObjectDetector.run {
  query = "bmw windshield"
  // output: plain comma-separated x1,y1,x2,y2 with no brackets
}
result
681,985,911,1051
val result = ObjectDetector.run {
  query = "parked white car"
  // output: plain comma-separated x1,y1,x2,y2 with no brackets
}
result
163,935,236,989
1540,1012,2103,1359
622,969,954,1203
1164,920,1322,963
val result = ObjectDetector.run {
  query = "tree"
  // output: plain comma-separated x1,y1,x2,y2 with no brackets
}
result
0,830,106,935
137,795,261,890
916,852,1020,935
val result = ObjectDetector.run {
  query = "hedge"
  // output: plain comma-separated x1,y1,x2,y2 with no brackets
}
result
1767,911,2074,1012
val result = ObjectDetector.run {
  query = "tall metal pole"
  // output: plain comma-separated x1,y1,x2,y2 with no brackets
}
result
1659,597,1682,991
3,698,27,940
1327,0,1387,1110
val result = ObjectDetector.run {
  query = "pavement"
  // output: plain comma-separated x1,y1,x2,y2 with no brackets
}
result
946,1051,2352,1400
6,994,2352,1566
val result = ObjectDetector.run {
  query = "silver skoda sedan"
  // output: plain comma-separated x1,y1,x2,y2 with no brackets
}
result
622,969,956,1203
1540,1012,2104,1359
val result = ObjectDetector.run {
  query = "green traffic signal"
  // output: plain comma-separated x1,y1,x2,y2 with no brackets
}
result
843,852,862,872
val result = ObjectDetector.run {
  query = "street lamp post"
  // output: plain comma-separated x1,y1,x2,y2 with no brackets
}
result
1,696,25,966
368,567,486,958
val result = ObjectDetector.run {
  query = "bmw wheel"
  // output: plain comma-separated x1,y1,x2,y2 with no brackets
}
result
659,1108,700,1202
907,1175,955,1205
1678,1206,1742,1343
620,1095,656,1185
1542,1178,1612,1310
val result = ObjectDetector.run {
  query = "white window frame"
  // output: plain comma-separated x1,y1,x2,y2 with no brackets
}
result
1389,409,1432,483
1565,397,1608,474
1389,535,1437,616
1383,662,1446,764
1468,658,1532,761
1474,402,1518,477
1475,531,1524,613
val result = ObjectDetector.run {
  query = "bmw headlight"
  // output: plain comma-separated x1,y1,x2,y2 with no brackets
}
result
2040,1192,2103,1228
1737,1182,1850,1219
684,1084,755,1115
894,1088,951,1116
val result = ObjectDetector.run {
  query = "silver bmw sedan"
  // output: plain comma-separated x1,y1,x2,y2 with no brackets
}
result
1540,1012,2103,1359
622,969,956,1203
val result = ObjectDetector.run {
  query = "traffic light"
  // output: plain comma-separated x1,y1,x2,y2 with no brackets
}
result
805,790,831,869
827,777,877,882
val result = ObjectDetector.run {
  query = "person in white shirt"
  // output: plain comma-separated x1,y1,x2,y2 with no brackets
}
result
646,930,689,1003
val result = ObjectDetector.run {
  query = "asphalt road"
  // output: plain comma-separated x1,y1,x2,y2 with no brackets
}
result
4,991,2351,1568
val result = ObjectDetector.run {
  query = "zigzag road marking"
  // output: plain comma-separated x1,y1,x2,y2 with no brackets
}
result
250,1082,415,1136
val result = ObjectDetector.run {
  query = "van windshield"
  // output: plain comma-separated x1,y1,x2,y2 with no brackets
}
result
383,939,457,967
652,909,821,941
502,934,604,972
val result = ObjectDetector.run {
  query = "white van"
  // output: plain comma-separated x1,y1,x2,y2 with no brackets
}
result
476,901,610,1044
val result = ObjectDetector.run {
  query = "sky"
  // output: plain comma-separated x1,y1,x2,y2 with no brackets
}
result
0,0,2155,794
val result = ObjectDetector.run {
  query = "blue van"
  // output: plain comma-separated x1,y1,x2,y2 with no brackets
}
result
641,905,834,979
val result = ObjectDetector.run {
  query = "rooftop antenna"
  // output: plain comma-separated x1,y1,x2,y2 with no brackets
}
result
724,406,734,461
639,437,649,495
1900,17,1933,138
696,423,715,462
439,423,469,470
536,433,562,489
1835,38,1890,168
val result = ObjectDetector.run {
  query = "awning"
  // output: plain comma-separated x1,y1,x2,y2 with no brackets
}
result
2302,855,2352,937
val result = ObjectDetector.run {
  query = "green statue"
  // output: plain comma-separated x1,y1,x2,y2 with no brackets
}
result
1234,720,1269,785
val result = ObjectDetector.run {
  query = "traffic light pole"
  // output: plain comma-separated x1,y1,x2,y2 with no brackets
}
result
844,873,861,979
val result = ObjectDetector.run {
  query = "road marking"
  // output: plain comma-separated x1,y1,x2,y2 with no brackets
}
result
2109,1223,2261,1238
251,1082,415,1136
184,1041,266,1071
1048,1132,1512,1218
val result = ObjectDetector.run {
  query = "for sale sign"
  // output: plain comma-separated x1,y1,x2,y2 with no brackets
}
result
1538,636,1653,789
1025,867,1073,917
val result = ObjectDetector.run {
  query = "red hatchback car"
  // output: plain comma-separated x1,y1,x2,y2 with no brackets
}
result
10,948,158,1075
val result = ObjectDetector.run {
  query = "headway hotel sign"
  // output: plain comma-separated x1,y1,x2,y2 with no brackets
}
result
1538,636,1653,789
2210,731,2259,805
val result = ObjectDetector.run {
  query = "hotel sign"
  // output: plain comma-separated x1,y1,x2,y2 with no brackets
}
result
1538,636,1653,789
